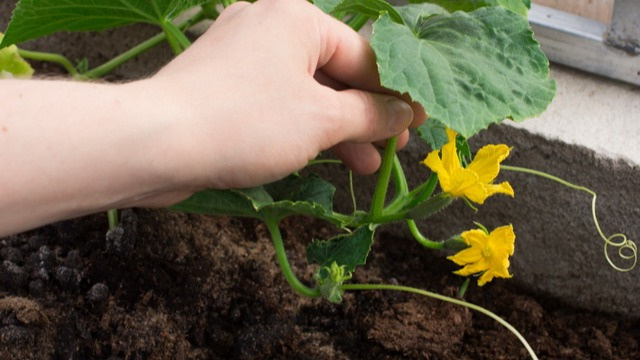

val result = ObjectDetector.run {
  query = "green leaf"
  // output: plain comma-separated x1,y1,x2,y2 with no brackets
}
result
393,4,449,29
264,174,334,212
313,0,342,14
0,33,33,78
496,0,530,16
307,225,375,273
417,119,448,150
333,0,404,24
371,8,555,138
170,173,339,223
169,187,268,218
409,0,530,17
1,0,207,47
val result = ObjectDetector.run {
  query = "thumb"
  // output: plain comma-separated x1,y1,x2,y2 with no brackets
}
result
333,89,414,144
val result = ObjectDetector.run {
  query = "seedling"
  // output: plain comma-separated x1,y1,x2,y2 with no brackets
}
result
1,1,636,358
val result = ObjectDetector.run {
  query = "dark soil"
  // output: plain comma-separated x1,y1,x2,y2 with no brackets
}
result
1,209,638,360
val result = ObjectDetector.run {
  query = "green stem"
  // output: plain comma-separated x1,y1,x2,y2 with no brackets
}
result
340,283,538,360
83,32,165,78
220,0,236,7
391,155,409,198
407,173,438,208
17,49,79,77
349,170,357,214
378,155,410,217
407,220,444,249
83,10,206,79
345,13,370,32
162,21,192,55
265,219,321,298
367,211,407,225
502,165,637,271
107,209,119,230
369,137,398,219
201,1,221,19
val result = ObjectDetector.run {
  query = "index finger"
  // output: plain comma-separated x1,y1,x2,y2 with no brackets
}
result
312,9,427,127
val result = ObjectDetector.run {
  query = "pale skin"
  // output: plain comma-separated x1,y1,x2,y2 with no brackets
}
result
0,0,425,237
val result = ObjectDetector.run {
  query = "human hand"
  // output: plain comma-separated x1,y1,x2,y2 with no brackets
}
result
148,0,426,193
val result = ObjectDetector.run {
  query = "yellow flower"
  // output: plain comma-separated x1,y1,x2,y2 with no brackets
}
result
448,225,515,286
423,129,514,204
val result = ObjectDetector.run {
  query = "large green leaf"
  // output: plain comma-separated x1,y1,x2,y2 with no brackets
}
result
307,225,375,273
409,0,530,17
0,33,33,78
371,7,555,138
170,174,339,223
1,0,207,47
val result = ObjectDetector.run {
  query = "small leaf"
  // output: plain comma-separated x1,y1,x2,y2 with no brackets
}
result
409,0,530,17
1,0,207,47
417,119,449,150
0,33,33,78
371,8,555,138
333,0,404,24
264,174,334,212
169,187,267,218
307,225,375,273
393,3,449,29
171,173,340,224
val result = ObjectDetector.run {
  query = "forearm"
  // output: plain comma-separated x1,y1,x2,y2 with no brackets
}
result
0,79,182,236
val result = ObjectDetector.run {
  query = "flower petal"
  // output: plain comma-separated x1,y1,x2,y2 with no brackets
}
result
423,151,452,190
461,181,490,204
454,259,489,276
445,128,457,143
447,168,480,198
461,229,489,247
489,225,516,255
447,247,482,265
483,181,515,198
477,271,495,286
467,144,511,184
423,150,445,174
440,136,462,177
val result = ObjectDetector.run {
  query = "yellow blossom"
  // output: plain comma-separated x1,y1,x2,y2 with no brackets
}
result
448,225,515,286
423,129,514,204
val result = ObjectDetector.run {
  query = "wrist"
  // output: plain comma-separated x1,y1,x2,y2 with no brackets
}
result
112,79,199,207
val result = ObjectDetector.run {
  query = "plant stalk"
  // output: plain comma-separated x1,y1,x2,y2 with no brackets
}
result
107,209,119,230
345,13,370,32
369,137,398,220
407,172,438,208
220,0,236,8
83,10,206,79
16,49,79,77
162,21,192,55
265,219,321,298
406,220,444,249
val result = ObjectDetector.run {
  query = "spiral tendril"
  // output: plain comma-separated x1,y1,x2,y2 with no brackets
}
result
501,165,637,272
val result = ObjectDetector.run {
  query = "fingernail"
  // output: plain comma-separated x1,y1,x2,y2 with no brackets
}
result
386,98,413,134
